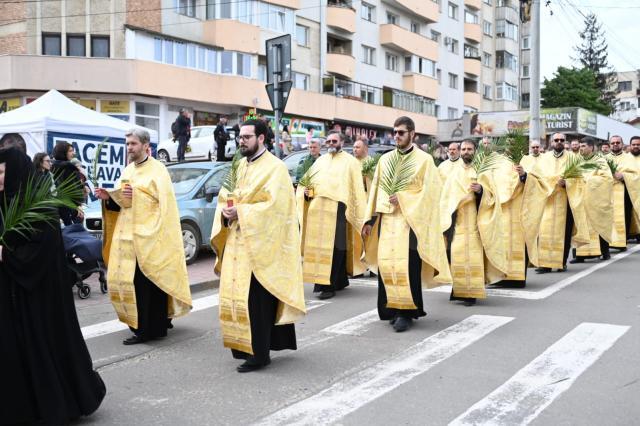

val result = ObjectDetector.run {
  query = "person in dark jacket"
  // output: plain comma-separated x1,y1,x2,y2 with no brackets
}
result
214,115,230,161
175,109,191,162
50,142,84,225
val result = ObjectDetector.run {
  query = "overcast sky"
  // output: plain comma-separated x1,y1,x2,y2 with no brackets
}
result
540,0,640,80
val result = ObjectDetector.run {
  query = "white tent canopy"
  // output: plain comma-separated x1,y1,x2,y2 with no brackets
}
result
0,89,157,156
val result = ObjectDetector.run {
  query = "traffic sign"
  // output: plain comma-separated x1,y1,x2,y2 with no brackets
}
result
266,34,291,84
266,80,293,114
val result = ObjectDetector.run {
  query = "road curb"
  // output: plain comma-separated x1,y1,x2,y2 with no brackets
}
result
190,278,220,294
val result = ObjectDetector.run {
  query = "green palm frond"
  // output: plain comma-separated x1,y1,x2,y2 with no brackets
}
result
500,129,529,164
90,138,107,188
561,155,602,179
471,145,501,175
361,153,381,180
379,150,416,196
221,151,243,193
0,173,82,249
605,157,618,175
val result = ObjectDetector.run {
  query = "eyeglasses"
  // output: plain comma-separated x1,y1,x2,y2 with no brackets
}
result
326,139,340,144
553,138,566,142
237,134,255,141
393,130,408,136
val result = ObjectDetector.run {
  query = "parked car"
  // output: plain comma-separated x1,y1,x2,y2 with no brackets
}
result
157,125,236,163
84,161,231,264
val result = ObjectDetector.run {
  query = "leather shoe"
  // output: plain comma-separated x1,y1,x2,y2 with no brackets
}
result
569,258,584,264
318,291,335,300
237,357,271,373
123,335,147,345
557,265,567,272
535,267,551,274
462,298,476,306
601,254,611,260
393,316,412,332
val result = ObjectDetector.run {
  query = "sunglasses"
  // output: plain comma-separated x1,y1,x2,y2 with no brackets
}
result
393,130,408,136
327,139,340,144
553,138,566,142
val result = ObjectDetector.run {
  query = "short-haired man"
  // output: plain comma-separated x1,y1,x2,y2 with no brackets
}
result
569,137,580,154
437,142,461,178
95,129,192,345
214,115,230,162
608,135,640,248
295,138,322,182
298,130,367,300
363,116,450,331
174,109,191,162
600,141,611,154
521,140,542,172
210,119,306,372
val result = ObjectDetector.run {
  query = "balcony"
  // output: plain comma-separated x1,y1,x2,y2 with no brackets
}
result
203,20,260,54
464,57,481,77
464,0,482,9
327,4,357,33
402,73,438,99
263,0,300,8
464,91,482,110
386,0,438,23
464,23,482,43
379,24,438,62
326,53,356,80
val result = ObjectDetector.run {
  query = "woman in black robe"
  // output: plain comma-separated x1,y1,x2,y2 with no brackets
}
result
0,148,106,425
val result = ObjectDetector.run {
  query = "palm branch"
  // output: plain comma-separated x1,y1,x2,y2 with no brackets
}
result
361,153,381,180
90,138,107,188
500,129,529,164
471,145,501,176
561,155,601,179
605,157,618,175
379,150,416,196
221,151,243,193
0,173,83,249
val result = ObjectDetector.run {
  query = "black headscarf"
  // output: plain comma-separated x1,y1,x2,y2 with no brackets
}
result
0,147,34,206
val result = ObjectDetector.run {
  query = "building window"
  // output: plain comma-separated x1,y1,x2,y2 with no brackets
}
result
207,48,217,72
431,30,441,43
67,35,85,57
496,82,518,102
187,44,196,68
135,102,160,132
522,36,530,49
42,33,61,56
448,107,459,119
496,50,518,72
448,73,458,89
522,64,530,78
197,46,206,70
521,93,530,108
482,51,492,67
405,55,436,77
411,21,420,34
361,2,375,22
437,68,442,84
178,0,196,17
362,45,376,65
483,20,492,36
464,44,479,58
293,72,309,90
296,24,309,47
448,2,458,20
496,19,518,40
446,38,459,54
618,81,632,92
221,51,233,74
361,86,376,104
483,84,492,99
153,38,162,61
386,12,399,25
236,53,251,77
386,53,399,72
91,36,109,58
176,42,187,66
464,11,478,24
483,0,492,4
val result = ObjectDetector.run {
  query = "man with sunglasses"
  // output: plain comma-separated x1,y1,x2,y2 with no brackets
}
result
297,130,367,300
521,140,542,172
607,135,640,249
362,117,451,331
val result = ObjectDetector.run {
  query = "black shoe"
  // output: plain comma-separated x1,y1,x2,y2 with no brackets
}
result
535,267,551,274
123,335,147,345
557,265,567,272
569,258,584,264
601,254,611,260
318,291,336,300
393,316,412,332
389,315,397,325
236,357,271,373
462,298,476,307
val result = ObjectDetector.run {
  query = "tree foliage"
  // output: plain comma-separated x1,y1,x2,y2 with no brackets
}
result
541,66,612,115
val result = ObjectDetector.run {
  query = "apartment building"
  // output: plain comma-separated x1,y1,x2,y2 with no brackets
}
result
609,70,640,125
0,0,523,141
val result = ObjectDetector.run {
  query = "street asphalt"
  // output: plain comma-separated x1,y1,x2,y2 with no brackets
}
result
74,245,640,425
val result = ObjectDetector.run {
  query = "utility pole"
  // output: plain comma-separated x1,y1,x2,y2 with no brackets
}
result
529,0,541,142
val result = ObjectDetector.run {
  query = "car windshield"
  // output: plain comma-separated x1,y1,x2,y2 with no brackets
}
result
168,168,209,195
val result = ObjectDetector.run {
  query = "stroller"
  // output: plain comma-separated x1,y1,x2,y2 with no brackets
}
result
62,223,108,299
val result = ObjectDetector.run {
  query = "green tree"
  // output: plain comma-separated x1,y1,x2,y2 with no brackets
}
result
574,12,615,108
541,66,612,115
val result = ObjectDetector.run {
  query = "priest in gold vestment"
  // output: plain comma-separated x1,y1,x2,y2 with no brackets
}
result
438,142,461,178
297,130,367,300
96,129,192,346
211,119,306,373
627,137,640,241
441,140,507,306
520,140,542,172
362,117,451,332
570,137,613,263
606,136,640,250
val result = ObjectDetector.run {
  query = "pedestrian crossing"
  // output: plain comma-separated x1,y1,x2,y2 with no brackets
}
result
80,249,638,425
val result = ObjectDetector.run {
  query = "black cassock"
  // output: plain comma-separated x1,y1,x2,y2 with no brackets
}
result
0,224,105,425
313,202,349,293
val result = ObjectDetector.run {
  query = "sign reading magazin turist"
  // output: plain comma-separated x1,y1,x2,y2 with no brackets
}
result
47,132,127,190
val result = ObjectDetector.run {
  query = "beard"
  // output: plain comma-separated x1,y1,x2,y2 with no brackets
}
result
462,155,473,165
632,150,640,156
554,144,564,153
240,144,258,158
328,147,337,154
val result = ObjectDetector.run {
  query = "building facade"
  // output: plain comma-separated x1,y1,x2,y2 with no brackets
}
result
0,0,524,142
610,70,640,125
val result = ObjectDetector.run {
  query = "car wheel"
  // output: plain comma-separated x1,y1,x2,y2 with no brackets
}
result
158,149,170,163
181,222,201,265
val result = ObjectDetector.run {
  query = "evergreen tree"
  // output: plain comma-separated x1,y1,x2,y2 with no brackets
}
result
574,12,615,108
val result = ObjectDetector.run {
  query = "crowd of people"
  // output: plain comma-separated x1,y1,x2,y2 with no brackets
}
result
1,117,638,423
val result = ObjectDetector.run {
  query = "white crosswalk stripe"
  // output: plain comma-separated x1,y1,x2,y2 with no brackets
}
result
254,315,514,426
449,322,630,426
